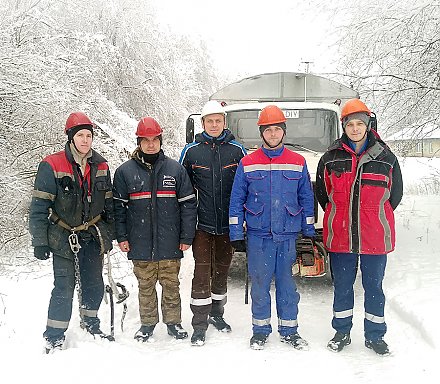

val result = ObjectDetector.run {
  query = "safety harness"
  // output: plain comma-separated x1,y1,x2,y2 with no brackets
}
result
49,209,129,339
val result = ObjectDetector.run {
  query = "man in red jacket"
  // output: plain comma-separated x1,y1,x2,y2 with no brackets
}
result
316,99,403,356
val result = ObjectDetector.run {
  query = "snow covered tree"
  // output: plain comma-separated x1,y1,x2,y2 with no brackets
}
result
0,0,222,259
335,0,440,138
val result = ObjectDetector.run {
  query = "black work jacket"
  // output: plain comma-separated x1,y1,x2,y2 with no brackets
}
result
29,143,115,259
113,149,197,261
179,130,246,235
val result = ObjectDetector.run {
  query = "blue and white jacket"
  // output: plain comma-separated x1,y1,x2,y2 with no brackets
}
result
229,146,316,242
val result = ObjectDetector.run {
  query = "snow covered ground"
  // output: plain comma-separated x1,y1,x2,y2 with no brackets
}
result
0,157,439,383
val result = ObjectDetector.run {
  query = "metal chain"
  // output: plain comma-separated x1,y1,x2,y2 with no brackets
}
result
73,250,83,319
69,232,84,321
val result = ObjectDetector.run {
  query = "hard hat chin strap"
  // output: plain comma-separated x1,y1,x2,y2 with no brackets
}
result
262,134,284,149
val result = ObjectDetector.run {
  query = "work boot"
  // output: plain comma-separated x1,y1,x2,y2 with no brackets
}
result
250,333,269,350
191,329,206,346
365,339,390,356
167,323,188,340
134,325,155,342
280,333,309,351
82,320,114,341
327,332,351,352
44,335,65,354
208,315,232,333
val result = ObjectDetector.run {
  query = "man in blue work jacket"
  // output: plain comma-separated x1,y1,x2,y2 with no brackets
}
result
229,105,316,350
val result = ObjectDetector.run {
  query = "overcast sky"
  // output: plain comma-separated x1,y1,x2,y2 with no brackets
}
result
151,0,341,78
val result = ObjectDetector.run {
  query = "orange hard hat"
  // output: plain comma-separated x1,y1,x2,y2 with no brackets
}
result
340,99,371,121
257,105,287,126
136,117,163,137
64,112,93,134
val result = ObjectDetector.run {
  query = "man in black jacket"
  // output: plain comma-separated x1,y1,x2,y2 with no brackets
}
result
29,112,115,353
113,117,197,342
179,100,246,345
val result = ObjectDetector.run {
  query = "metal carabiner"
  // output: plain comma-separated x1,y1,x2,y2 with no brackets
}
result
68,231,82,254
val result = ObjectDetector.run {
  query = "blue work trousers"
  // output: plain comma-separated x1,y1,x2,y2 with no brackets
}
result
330,252,387,341
247,234,299,336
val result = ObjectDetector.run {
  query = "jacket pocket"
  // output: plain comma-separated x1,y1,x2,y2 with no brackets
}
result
48,222,71,254
95,180,107,193
244,203,264,230
245,171,268,194
127,181,144,194
284,205,303,232
282,170,302,181
246,170,266,180
127,181,149,205
282,171,302,198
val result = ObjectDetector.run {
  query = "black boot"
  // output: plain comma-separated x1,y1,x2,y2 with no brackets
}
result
327,332,351,352
208,315,231,332
81,319,114,341
167,324,188,340
280,333,309,351
134,325,155,342
250,333,269,350
365,339,390,356
44,335,65,354
191,329,206,346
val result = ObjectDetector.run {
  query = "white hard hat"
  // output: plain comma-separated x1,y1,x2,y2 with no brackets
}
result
201,100,225,119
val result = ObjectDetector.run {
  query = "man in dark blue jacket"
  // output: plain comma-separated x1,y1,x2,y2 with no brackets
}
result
113,117,197,342
179,100,246,346
229,105,316,350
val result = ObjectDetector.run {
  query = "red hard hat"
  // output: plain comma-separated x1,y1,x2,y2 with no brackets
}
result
258,105,287,126
136,117,163,137
64,112,93,134
340,99,371,121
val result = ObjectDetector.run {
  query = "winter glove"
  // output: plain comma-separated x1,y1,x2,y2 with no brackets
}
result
34,246,51,260
231,240,246,252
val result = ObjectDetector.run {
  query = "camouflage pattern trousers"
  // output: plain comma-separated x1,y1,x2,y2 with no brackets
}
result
132,259,182,326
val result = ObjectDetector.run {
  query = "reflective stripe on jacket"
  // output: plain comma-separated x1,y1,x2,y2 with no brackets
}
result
229,146,315,242
29,143,115,258
179,130,246,235
113,150,197,261
315,131,403,254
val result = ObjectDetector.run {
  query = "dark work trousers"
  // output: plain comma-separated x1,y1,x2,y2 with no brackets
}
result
43,238,104,341
190,230,233,330
330,252,387,342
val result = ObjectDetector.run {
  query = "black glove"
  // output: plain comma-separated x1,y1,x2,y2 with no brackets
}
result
34,246,51,260
231,240,246,252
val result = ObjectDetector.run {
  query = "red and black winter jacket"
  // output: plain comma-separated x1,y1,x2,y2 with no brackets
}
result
29,143,115,259
315,131,403,255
